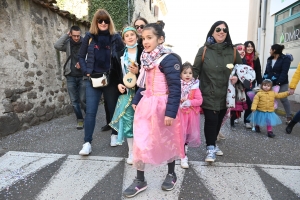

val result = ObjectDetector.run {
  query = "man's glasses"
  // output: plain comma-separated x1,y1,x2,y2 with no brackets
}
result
215,27,228,33
97,19,110,24
135,25,145,30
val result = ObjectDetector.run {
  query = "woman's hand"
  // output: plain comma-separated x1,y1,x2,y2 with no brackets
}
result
230,76,238,85
164,116,174,126
132,104,136,110
289,88,295,95
118,84,126,93
129,63,139,74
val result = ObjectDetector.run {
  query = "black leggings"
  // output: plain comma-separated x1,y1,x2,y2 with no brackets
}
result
137,161,176,181
203,108,227,146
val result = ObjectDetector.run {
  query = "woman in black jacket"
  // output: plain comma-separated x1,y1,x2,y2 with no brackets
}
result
263,44,293,124
243,41,262,129
77,9,124,155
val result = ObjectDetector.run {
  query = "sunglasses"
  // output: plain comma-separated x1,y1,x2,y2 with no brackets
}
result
215,27,228,33
135,25,145,30
97,19,110,24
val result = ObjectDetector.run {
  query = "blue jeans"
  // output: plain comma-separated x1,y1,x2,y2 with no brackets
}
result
292,110,300,123
66,76,86,120
84,80,119,143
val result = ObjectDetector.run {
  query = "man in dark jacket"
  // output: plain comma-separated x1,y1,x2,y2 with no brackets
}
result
54,26,86,130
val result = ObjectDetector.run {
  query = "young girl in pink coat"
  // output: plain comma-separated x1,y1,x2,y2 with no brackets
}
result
179,62,203,169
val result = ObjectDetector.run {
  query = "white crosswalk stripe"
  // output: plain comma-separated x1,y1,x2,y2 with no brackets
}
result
0,151,300,199
0,151,64,191
36,155,123,200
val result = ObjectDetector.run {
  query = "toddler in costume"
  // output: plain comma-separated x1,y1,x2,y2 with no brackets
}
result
248,79,290,138
109,26,141,164
179,62,203,169
123,23,184,198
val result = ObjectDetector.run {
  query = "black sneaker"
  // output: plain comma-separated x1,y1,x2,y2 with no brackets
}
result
101,124,111,131
123,179,147,198
267,131,275,138
161,173,177,191
255,125,261,133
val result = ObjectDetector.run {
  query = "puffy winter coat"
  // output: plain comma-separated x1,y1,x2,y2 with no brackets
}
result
289,62,300,89
264,54,292,86
251,90,289,112
132,54,182,118
193,42,243,111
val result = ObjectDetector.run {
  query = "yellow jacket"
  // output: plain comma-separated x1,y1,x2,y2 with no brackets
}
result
251,90,289,112
289,62,300,89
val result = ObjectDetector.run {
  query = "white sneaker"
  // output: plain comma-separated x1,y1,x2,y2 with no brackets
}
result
215,145,223,156
110,135,118,147
245,123,252,129
234,119,239,124
181,156,189,169
217,132,226,141
79,142,91,155
127,152,133,165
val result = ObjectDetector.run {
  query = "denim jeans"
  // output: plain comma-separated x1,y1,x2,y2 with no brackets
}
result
292,110,300,123
84,80,119,143
66,76,86,120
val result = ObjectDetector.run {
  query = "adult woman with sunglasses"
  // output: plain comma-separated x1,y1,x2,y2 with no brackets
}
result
133,17,148,37
193,21,242,163
263,44,293,124
243,41,262,129
78,9,124,155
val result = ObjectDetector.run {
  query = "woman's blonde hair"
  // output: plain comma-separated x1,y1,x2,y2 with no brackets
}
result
89,9,117,35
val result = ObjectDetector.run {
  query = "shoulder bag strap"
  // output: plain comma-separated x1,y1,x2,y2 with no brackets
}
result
201,46,207,64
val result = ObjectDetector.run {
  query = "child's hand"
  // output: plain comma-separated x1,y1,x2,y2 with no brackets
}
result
129,62,139,74
164,116,174,126
181,100,191,107
180,98,186,103
132,104,136,111
118,84,126,93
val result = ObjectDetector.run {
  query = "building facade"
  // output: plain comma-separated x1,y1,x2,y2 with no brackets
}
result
248,0,300,102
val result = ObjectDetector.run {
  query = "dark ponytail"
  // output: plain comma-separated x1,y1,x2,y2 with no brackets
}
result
271,44,284,55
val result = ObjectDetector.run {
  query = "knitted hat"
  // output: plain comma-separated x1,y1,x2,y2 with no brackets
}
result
122,26,138,38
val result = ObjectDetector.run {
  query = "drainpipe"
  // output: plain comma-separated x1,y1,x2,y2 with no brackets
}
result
260,0,268,74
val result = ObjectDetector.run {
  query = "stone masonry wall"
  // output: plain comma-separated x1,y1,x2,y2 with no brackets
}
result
132,0,158,25
0,0,89,137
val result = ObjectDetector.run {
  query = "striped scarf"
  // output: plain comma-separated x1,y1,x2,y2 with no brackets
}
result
137,45,172,88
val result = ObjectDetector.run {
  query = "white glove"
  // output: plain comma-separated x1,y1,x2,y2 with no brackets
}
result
181,100,191,107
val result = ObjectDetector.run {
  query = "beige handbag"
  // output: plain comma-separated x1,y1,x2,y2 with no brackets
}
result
123,72,137,88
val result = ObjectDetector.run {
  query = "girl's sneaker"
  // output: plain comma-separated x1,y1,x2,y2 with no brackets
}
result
126,152,133,165
205,145,216,162
267,131,275,138
161,173,177,191
123,178,147,198
180,156,189,169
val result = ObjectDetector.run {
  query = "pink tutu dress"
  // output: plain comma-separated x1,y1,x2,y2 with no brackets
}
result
133,65,185,171
180,88,202,147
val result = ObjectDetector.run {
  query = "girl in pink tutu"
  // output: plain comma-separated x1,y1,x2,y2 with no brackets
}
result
179,62,203,169
123,22,184,198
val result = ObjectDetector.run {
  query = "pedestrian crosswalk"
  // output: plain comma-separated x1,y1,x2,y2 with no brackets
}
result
0,151,299,200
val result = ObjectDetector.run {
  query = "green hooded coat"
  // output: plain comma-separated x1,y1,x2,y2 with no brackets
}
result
193,42,242,111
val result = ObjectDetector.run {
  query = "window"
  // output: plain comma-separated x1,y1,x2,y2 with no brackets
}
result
276,10,289,22
292,4,300,15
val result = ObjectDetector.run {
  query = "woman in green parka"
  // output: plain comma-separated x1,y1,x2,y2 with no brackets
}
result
193,21,242,163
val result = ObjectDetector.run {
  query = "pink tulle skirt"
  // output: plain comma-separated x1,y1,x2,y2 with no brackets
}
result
179,108,201,147
133,90,185,171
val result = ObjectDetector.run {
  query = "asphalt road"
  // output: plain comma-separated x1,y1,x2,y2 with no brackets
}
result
0,105,299,200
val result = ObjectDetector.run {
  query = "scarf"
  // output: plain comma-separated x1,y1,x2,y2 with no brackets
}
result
245,52,254,69
181,78,199,99
137,44,172,88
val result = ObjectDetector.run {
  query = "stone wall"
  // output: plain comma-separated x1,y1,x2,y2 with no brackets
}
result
132,0,159,25
0,0,89,137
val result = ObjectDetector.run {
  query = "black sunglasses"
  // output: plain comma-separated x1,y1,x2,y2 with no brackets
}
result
215,27,228,33
135,25,145,30
97,19,110,24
